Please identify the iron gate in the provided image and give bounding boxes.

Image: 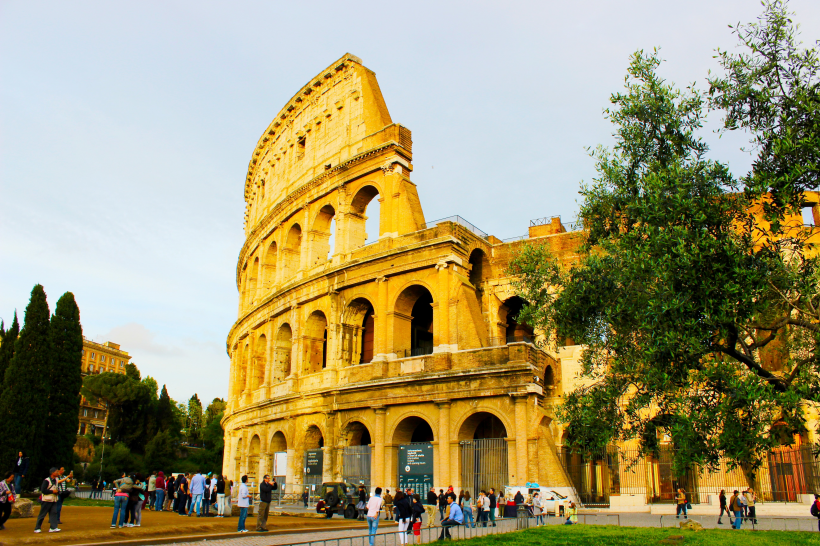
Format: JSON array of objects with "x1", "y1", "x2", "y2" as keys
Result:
[
  {"x1": 460, "y1": 438, "x2": 508, "y2": 495},
  {"x1": 343, "y1": 445, "x2": 372, "y2": 488}
]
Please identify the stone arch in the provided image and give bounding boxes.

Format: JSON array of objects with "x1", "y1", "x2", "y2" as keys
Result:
[
  {"x1": 456, "y1": 410, "x2": 511, "y2": 441},
  {"x1": 393, "y1": 284, "x2": 435, "y2": 357},
  {"x1": 303, "y1": 311, "x2": 328, "y2": 374},
  {"x1": 304, "y1": 424, "x2": 325, "y2": 449},
  {"x1": 468, "y1": 248, "x2": 490, "y2": 287},
  {"x1": 499, "y1": 296, "x2": 533, "y2": 343},
  {"x1": 248, "y1": 434, "x2": 261, "y2": 482},
  {"x1": 263, "y1": 240, "x2": 277, "y2": 289},
  {"x1": 274, "y1": 323, "x2": 293, "y2": 381},
  {"x1": 283, "y1": 223, "x2": 302, "y2": 278},
  {"x1": 270, "y1": 430, "x2": 288, "y2": 452},
  {"x1": 348, "y1": 184, "x2": 381, "y2": 249},
  {"x1": 390, "y1": 414, "x2": 436, "y2": 445},
  {"x1": 340, "y1": 420, "x2": 372, "y2": 446},
  {"x1": 234, "y1": 437, "x2": 243, "y2": 480},
  {"x1": 250, "y1": 334, "x2": 267, "y2": 390},
  {"x1": 544, "y1": 364, "x2": 556, "y2": 391},
  {"x1": 246, "y1": 256, "x2": 259, "y2": 308},
  {"x1": 237, "y1": 342, "x2": 249, "y2": 395},
  {"x1": 342, "y1": 297, "x2": 375, "y2": 365},
  {"x1": 310, "y1": 204, "x2": 336, "y2": 266}
]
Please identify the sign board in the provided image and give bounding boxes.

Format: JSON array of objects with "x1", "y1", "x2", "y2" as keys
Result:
[
  {"x1": 398, "y1": 444, "x2": 434, "y2": 491},
  {"x1": 305, "y1": 449, "x2": 323, "y2": 480},
  {"x1": 273, "y1": 452, "x2": 288, "y2": 477}
]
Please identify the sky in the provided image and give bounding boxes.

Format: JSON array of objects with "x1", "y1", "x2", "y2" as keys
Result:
[{"x1": 2, "y1": 0, "x2": 818, "y2": 405}]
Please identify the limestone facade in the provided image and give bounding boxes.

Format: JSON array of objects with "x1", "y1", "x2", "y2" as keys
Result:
[
  {"x1": 79, "y1": 338, "x2": 130, "y2": 436},
  {"x1": 222, "y1": 54, "x2": 585, "y2": 495}
]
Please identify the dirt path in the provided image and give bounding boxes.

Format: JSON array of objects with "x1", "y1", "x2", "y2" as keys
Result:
[{"x1": 0, "y1": 506, "x2": 365, "y2": 545}]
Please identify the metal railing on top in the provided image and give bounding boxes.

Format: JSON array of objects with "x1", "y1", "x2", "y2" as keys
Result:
[{"x1": 421, "y1": 216, "x2": 489, "y2": 240}]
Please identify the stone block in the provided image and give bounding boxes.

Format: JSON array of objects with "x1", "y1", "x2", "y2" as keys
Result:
[{"x1": 11, "y1": 498, "x2": 34, "y2": 518}]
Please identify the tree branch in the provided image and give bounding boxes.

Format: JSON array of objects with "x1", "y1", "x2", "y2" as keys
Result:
[{"x1": 714, "y1": 325, "x2": 787, "y2": 392}]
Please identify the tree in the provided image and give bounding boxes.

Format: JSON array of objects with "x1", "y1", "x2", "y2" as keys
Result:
[
  {"x1": 125, "y1": 362, "x2": 141, "y2": 381},
  {"x1": 45, "y1": 292, "x2": 84, "y2": 472},
  {"x1": 81, "y1": 371, "x2": 153, "y2": 452},
  {"x1": 144, "y1": 430, "x2": 176, "y2": 473},
  {"x1": 512, "y1": 12, "x2": 820, "y2": 479},
  {"x1": 0, "y1": 285, "x2": 51, "y2": 488},
  {"x1": 142, "y1": 376, "x2": 159, "y2": 401},
  {"x1": 187, "y1": 394, "x2": 203, "y2": 446},
  {"x1": 205, "y1": 398, "x2": 226, "y2": 425},
  {"x1": 156, "y1": 385, "x2": 178, "y2": 435},
  {"x1": 0, "y1": 312, "x2": 19, "y2": 384}
]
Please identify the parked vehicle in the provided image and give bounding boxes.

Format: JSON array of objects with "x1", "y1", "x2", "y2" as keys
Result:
[{"x1": 320, "y1": 482, "x2": 361, "y2": 519}]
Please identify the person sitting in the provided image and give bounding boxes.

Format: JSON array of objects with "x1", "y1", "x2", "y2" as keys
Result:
[
  {"x1": 438, "y1": 496, "x2": 464, "y2": 540},
  {"x1": 316, "y1": 499, "x2": 326, "y2": 513}
]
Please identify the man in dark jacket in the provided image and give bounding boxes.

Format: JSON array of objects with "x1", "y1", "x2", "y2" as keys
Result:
[
  {"x1": 426, "y1": 488, "x2": 437, "y2": 505},
  {"x1": 34, "y1": 468, "x2": 60, "y2": 533},
  {"x1": 488, "y1": 488, "x2": 497, "y2": 527},
  {"x1": 256, "y1": 475, "x2": 275, "y2": 532},
  {"x1": 12, "y1": 451, "x2": 29, "y2": 495}
]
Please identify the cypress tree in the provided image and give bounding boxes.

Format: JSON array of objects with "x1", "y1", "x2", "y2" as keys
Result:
[
  {"x1": 0, "y1": 285, "x2": 51, "y2": 489},
  {"x1": 45, "y1": 292, "x2": 84, "y2": 472},
  {"x1": 0, "y1": 312, "x2": 19, "y2": 384},
  {"x1": 156, "y1": 385, "x2": 176, "y2": 435}
]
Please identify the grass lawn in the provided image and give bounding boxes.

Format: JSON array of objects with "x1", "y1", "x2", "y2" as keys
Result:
[
  {"x1": 456, "y1": 525, "x2": 820, "y2": 545},
  {"x1": 62, "y1": 497, "x2": 114, "y2": 507}
]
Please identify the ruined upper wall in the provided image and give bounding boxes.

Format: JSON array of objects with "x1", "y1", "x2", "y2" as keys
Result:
[{"x1": 243, "y1": 54, "x2": 397, "y2": 232}]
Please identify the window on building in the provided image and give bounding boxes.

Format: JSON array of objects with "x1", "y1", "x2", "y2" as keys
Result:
[
  {"x1": 297, "y1": 136, "x2": 306, "y2": 160},
  {"x1": 80, "y1": 423, "x2": 86, "y2": 435},
  {"x1": 83, "y1": 409, "x2": 88, "y2": 417},
  {"x1": 89, "y1": 364, "x2": 94, "y2": 372},
  {"x1": 100, "y1": 355, "x2": 105, "y2": 362},
  {"x1": 82, "y1": 350, "x2": 85, "y2": 355},
  {"x1": 91, "y1": 352, "x2": 95, "y2": 359},
  {"x1": 120, "y1": 360, "x2": 124, "y2": 367}
]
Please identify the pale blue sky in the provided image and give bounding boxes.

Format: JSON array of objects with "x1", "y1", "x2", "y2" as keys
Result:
[{"x1": 2, "y1": 0, "x2": 818, "y2": 404}]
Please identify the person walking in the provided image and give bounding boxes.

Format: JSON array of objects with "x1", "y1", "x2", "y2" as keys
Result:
[
  {"x1": 365, "y1": 487, "x2": 383, "y2": 546},
  {"x1": 0, "y1": 471, "x2": 16, "y2": 530},
  {"x1": 216, "y1": 475, "x2": 227, "y2": 517},
  {"x1": 438, "y1": 495, "x2": 464, "y2": 540},
  {"x1": 675, "y1": 488, "x2": 688, "y2": 519},
  {"x1": 34, "y1": 468, "x2": 61, "y2": 533},
  {"x1": 383, "y1": 489, "x2": 394, "y2": 521},
  {"x1": 717, "y1": 489, "x2": 732, "y2": 525},
  {"x1": 532, "y1": 492, "x2": 544, "y2": 525},
  {"x1": 745, "y1": 488, "x2": 757, "y2": 524},
  {"x1": 460, "y1": 490, "x2": 474, "y2": 528},
  {"x1": 487, "y1": 488, "x2": 497, "y2": 527},
  {"x1": 154, "y1": 472, "x2": 166, "y2": 511},
  {"x1": 147, "y1": 472, "x2": 157, "y2": 510},
  {"x1": 729, "y1": 490, "x2": 743, "y2": 529},
  {"x1": 237, "y1": 476, "x2": 250, "y2": 533},
  {"x1": 812, "y1": 493, "x2": 820, "y2": 531},
  {"x1": 409, "y1": 494, "x2": 425, "y2": 544},
  {"x1": 256, "y1": 475, "x2": 274, "y2": 532},
  {"x1": 437, "y1": 489, "x2": 447, "y2": 521},
  {"x1": 12, "y1": 451, "x2": 29, "y2": 495},
  {"x1": 189, "y1": 471, "x2": 206, "y2": 517},
  {"x1": 393, "y1": 491, "x2": 411, "y2": 545}
]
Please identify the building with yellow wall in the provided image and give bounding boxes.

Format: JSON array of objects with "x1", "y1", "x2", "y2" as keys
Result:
[{"x1": 79, "y1": 338, "x2": 130, "y2": 436}]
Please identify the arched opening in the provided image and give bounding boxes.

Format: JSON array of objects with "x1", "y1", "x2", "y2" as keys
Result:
[
  {"x1": 275, "y1": 323, "x2": 293, "y2": 381},
  {"x1": 251, "y1": 334, "x2": 267, "y2": 390},
  {"x1": 283, "y1": 223, "x2": 302, "y2": 278},
  {"x1": 349, "y1": 185, "x2": 381, "y2": 248},
  {"x1": 310, "y1": 204, "x2": 336, "y2": 266},
  {"x1": 263, "y1": 241, "x2": 277, "y2": 289},
  {"x1": 303, "y1": 311, "x2": 328, "y2": 374},
  {"x1": 544, "y1": 365, "x2": 555, "y2": 390},
  {"x1": 248, "y1": 435, "x2": 261, "y2": 484},
  {"x1": 246, "y1": 257, "x2": 259, "y2": 308},
  {"x1": 270, "y1": 431, "x2": 288, "y2": 452},
  {"x1": 236, "y1": 343, "x2": 249, "y2": 395},
  {"x1": 360, "y1": 305, "x2": 374, "y2": 364},
  {"x1": 468, "y1": 248, "x2": 490, "y2": 287},
  {"x1": 500, "y1": 296, "x2": 534, "y2": 343},
  {"x1": 341, "y1": 298, "x2": 375, "y2": 366},
  {"x1": 459, "y1": 412, "x2": 508, "y2": 496},
  {"x1": 270, "y1": 431, "x2": 288, "y2": 485},
  {"x1": 343, "y1": 421, "x2": 372, "y2": 446},
  {"x1": 393, "y1": 285, "x2": 434, "y2": 357},
  {"x1": 392, "y1": 416, "x2": 435, "y2": 445},
  {"x1": 341, "y1": 420, "x2": 372, "y2": 488},
  {"x1": 234, "y1": 437, "x2": 243, "y2": 481},
  {"x1": 305, "y1": 425, "x2": 324, "y2": 449}
]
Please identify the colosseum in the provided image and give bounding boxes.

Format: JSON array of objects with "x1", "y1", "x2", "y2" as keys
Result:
[{"x1": 221, "y1": 53, "x2": 587, "y2": 500}]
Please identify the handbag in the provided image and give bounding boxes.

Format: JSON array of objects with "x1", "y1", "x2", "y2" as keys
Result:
[{"x1": 686, "y1": 502, "x2": 692, "y2": 510}]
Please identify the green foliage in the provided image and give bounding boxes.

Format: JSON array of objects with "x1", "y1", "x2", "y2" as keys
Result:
[
  {"x1": 142, "y1": 376, "x2": 159, "y2": 401},
  {"x1": 81, "y1": 371, "x2": 154, "y2": 452},
  {"x1": 511, "y1": 4, "x2": 820, "y2": 479},
  {"x1": 0, "y1": 312, "x2": 19, "y2": 385},
  {"x1": 144, "y1": 430, "x2": 176, "y2": 472},
  {"x1": 187, "y1": 394, "x2": 203, "y2": 446},
  {"x1": 0, "y1": 285, "x2": 51, "y2": 489},
  {"x1": 156, "y1": 385, "x2": 178, "y2": 436},
  {"x1": 205, "y1": 398, "x2": 226, "y2": 425},
  {"x1": 125, "y1": 362, "x2": 141, "y2": 381},
  {"x1": 45, "y1": 292, "x2": 84, "y2": 472}
]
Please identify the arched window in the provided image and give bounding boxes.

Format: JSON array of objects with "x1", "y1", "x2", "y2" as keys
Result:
[
  {"x1": 500, "y1": 296, "x2": 534, "y2": 344},
  {"x1": 349, "y1": 185, "x2": 381, "y2": 249},
  {"x1": 274, "y1": 324, "x2": 293, "y2": 381},
  {"x1": 251, "y1": 334, "x2": 267, "y2": 390},
  {"x1": 263, "y1": 241, "x2": 277, "y2": 289},
  {"x1": 394, "y1": 285, "x2": 434, "y2": 357},
  {"x1": 283, "y1": 224, "x2": 302, "y2": 278},
  {"x1": 468, "y1": 248, "x2": 490, "y2": 287},
  {"x1": 246, "y1": 257, "x2": 259, "y2": 308},
  {"x1": 310, "y1": 204, "x2": 336, "y2": 266},
  {"x1": 304, "y1": 311, "x2": 328, "y2": 374}
]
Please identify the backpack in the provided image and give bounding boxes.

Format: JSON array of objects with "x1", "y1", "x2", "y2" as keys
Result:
[{"x1": 811, "y1": 502, "x2": 819, "y2": 518}]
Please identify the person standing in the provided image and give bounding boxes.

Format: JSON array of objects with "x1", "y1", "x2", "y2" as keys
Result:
[
  {"x1": 55, "y1": 468, "x2": 70, "y2": 525},
  {"x1": 202, "y1": 474, "x2": 211, "y2": 517},
  {"x1": 675, "y1": 488, "x2": 687, "y2": 519},
  {"x1": 365, "y1": 486, "x2": 383, "y2": 546},
  {"x1": 409, "y1": 494, "x2": 425, "y2": 544},
  {"x1": 460, "y1": 490, "x2": 474, "y2": 528},
  {"x1": 132, "y1": 477, "x2": 145, "y2": 527},
  {"x1": 189, "y1": 471, "x2": 205, "y2": 517},
  {"x1": 438, "y1": 495, "x2": 463, "y2": 540},
  {"x1": 209, "y1": 475, "x2": 218, "y2": 516},
  {"x1": 813, "y1": 493, "x2": 820, "y2": 531},
  {"x1": 154, "y1": 472, "x2": 166, "y2": 511},
  {"x1": 0, "y1": 471, "x2": 15, "y2": 530},
  {"x1": 12, "y1": 451, "x2": 29, "y2": 495},
  {"x1": 383, "y1": 489, "x2": 393, "y2": 521},
  {"x1": 302, "y1": 487, "x2": 309, "y2": 508},
  {"x1": 393, "y1": 491, "x2": 411, "y2": 545},
  {"x1": 745, "y1": 488, "x2": 757, "y2": 524},
  {"x1": 729, "y1": 490, "x2": 743, "y2": 529},
  {"x1": 437, "y1": 489, "x2": 446, "y2": 521},
  {"x1": 216, "y1": 475, "x2": 227, "y2": 517},
  {"x1": 476, "y1": 491, "x2": 486, "y2": 527},
  {"x1": 165, "y1": 474, "x2": 175, "y2": 511},
  {"x1": 532, "y1": 492, "x2": 544, "y2": 525},
  {"x1": 34, "y1": 468, "x2": 61, "y2": 533},
  {"x1": 147, "y1": 472, "x2": 157, "y2": 510},
  {"x1": 256, "y1": 475, "x2": 274, "y2": 532},
  {"x1": 176, "y1": 474, "x2": 189, "y2": 515},
  {"x1": 237, "y1": 475, "x2": 250, "y2": 533},
  {"x1": 487, "y1": 488, "x2": 497, "y2": 527},
  {"x1": 357, "y1": 486, "x2": 368, "y2": 520}
]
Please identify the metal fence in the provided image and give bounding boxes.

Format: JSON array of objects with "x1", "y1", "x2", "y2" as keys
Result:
[
  {"x1": 421, "y1": 216, "x2": 489, "y2": 240},
  {"x1": 343, "y1": 445, "x2": 372, "y2": 489},
  {"x1": 71, "y1": 490, "x2": 114, "y2": 500},
  {"x1": 559, "y1": 445, "x2": 820, "y2": 507},
  {"x1": 460, "y1": 438, "x2": 508, "y2": 497}
]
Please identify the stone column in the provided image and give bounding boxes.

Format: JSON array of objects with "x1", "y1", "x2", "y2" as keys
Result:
[
  {"x1": 514, "y1": 395, "x2": 528, "y2": 486},
  {"x1": 374, "y1": 407, "x2": 386, "y2": 489},
  {"x1": 434, "y1": 262, "x2": 451, "y2": 352},
  {"x1": 263, "y1": 322, "x2": 274, "y2": 387},
  {"x1": 437, "y1": 401, "x2": 451, "y2": 487}
]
